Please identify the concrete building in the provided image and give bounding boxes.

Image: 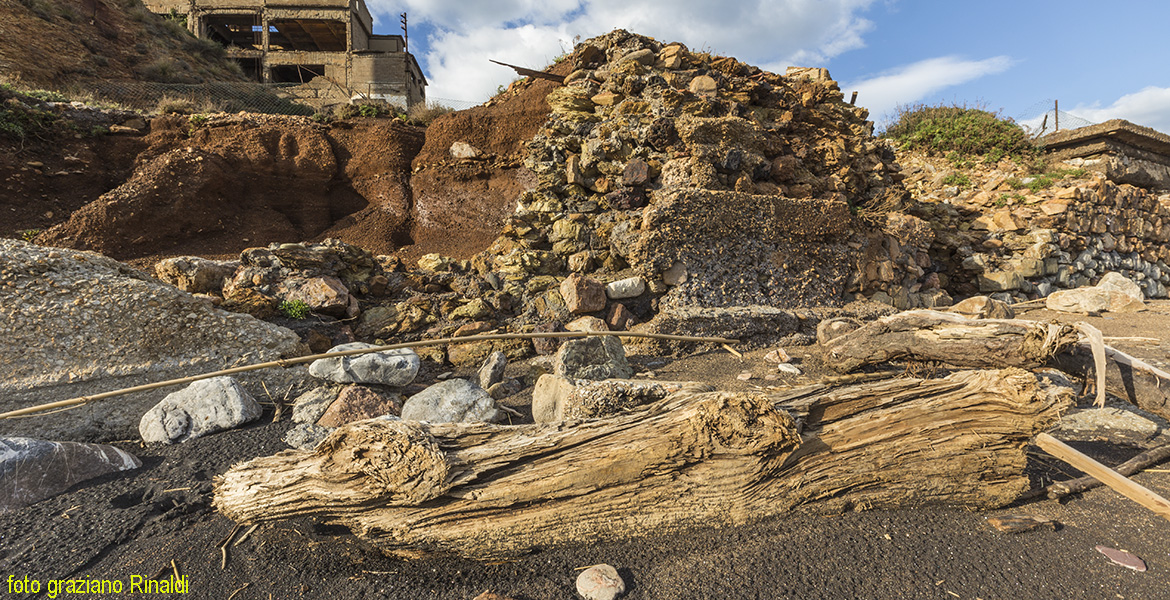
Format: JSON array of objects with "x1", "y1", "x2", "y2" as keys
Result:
[
  {"x1": 1039, "y1": 120, "x2": 1170, "y2": 190},
  {"x1": 144, "y1": 0, "x2": 426, "y2": 107}
]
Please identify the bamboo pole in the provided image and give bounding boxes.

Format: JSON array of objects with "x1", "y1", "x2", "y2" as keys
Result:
[
  {"x1": 1019, "y1": 442, "x2": 1170, "y2": 501},
  {"x1": 1034, "y1": 433, "x2": 1170, "y2": 522},
  {"x1": 0, "y1": 331, "x2": 739, "y2": 420}
]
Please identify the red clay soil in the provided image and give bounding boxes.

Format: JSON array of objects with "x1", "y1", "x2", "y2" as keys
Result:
[
  {"x1": 12, "y1": 56, "x2": 572, "y2": 267},
  {"x1": 35, "y1": 115, "x2": 424, "y2": 261},
  {"x1": 0, "y1": 133, "x2": 145, "y2": 240},
  {"x1": 401, "y1": 61, "x2": 574, "y2": 264}
]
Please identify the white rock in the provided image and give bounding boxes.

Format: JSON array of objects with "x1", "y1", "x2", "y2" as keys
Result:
[
  {"x1": 449, "y1": 141, "x2": 481, "y2": 159},
  {"x1": 662, "y1": 261, "x2": 688, "y2": 286},
  {"x1": 401, "y1": 379, "x2": 501, "y2": 423},
  {"x1": 776, "y1": 363, "x2": 802, "y2": 376},
  {"x1": 1096, "y1": 271, "x2": 1144, "y2": 300},
  {"x1": 576, "y1": 564, "x2": 626, "y2": 600},
  {"x1": 605, "y1": 276, "x2": 645, "y2": 299},
  {"x1": 309, "y1": 343, "x2": 420, "y2": 386},
  {"x1": 139, "y1": 377, "x2": 262, "y2": 444},
  {"x1": 1045, "y1": 287, "x2": 1143, "y2": 313}
]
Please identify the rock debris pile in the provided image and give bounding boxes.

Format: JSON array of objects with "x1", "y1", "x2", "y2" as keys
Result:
[{"x1": 474, "y1": 30, "x2": 917, "y2": 319}]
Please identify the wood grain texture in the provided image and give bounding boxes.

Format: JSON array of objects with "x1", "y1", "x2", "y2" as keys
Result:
[
  {"x1": 821, "y1": 310, "x2": 1080, "y2": 373},
  {"x1": 215, "y1": 369, "x2": 1071, "y2": 559}
]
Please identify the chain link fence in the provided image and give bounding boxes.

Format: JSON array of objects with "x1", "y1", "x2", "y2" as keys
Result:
[
  {"x1": 1015, "y1": 99, "x2": 1096, "y2": 138},
  {"x1": 81, "y1": 81, "x2": 316, "y2": 115},
  {"x1": 77, "y1": 81, "x2": 481, "y2": 115},
  {"x1": 426, "y1": 96, "x2": 481, "y2": 111}
]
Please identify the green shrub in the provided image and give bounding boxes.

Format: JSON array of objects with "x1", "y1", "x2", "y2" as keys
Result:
[
  {"x1": 883, "y1": 103, "x2": 1036, "y2": 161},
  {"x1": 19, "y1": 229, "x2": 41, "y2": 242},
  {"x1": 941, "y1": 172, "x2": 970, "y2": 188},
  {"x1": 278, "y1": 299, "x2": 312, "y2": 320},
  {"x1": 24, "y1": 89, "x2": 68, "y2": 103}
]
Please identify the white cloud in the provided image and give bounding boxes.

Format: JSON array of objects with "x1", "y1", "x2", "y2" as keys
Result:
[
  {"x1": 1066, "y1": 87, "x2": 1170, "y2": 135},
  {"x1": 422, "y1": 24, "x2": 572, "y2": 103},
  {"x1": 366, "y1": 0, "x2": 880, "y2": 103},
  {"x1": 844, "y1": 55, "x2": 1015, "y2": 124}
]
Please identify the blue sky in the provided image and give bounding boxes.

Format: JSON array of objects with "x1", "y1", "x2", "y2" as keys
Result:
[{"x1": 366, "y1": 0, "x2": 1170, "y2": 133}]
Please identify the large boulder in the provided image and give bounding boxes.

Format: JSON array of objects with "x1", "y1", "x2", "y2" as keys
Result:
[
  {"x1": 554, "y1": 336, "x2": 633, "y2": 380},
  {"x1": 138, "y1": 377, "x2": 262, "y2": 444},
  {"x1": 400, "y1": 379, "x2": 502, "y2": 423},
  {"x1": 308, "y1": 343, "x2": 420, "y2": 386},
  {"x1": 0, "y1": 239, "x2": 305, "y2": 441},
  {"x1": 1, "y1": 437, "x2": 141, "y2": 512},
  {"x1": 1045, "y1": 274, "x2": 1145, "y2": 314}
]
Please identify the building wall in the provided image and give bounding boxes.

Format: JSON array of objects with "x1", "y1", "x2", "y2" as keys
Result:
[{"x1": 144, "y1": 0, "x2": 426, "y2": 104}]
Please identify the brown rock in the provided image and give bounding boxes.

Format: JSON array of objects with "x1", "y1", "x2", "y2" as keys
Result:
[
  {"x1": 533, "y1": 321, "x2": 566, "y2": 355},
  {"x1": 566, "y1": 316, "x2": 609, "y2": 332},
  {"x1": 591, "y1": 91, "x2": 623, "y2": 106},
  {"x1": 622, "y1": 158, "x2": 651, "y2": 186},
  {"x1": 280, "y1": 276, "x2": 352, "y2": 317},
  {"x1": 447, "y1": 341, "x2": 495, "y2": 367},
  {"x1": 606, "y1": 302, "x2": 637, "y2": 330},
  {"x1": 559, "y1": 273, "x2": 606, "y2": 314},
  {"x1": 316, "y1": 385, "x2": 402, "y2": 427},
  {"x1": 454, "y1": 321, "x2": 495, "y2": 337}
]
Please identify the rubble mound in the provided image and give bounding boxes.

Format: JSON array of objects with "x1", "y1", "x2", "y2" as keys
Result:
[{"x1": 460, "y1": 30, "x2": 916, "y2": 329}]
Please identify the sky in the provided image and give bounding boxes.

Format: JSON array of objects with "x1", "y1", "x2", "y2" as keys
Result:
[{"x1": 364, "y1": 0, "x2": 1170, "y2": 134}]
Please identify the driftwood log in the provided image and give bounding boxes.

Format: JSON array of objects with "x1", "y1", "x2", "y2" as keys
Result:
[
  {"x1": 215, "y1": 369, "x2": 1070, "y2": 558},
  {"x1": 821, "y1": 310, "x2": 1170, "y2": 422},
  {"x1": 821, "y1": 310, "x2": 1080, "y2": 372}
]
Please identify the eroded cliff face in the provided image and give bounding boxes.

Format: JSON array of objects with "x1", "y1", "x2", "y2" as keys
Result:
[{"x1": 33, "y1": 114, "x2": 423, "y2": 261}]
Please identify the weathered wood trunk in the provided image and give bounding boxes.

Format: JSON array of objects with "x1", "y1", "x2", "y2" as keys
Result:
[
  {"x1": 820, "y1": 309, "x2": 1170, "y2": 422},
  {"x1": 1049, "y1": 345, "x2": 1170, "y2": 421},
  {"x1": 821, "y1": 310, "x2": 1080, "y2": 372},
  {"x1": 214, "y1": 369, "x2": 1070, "y2": 559}
]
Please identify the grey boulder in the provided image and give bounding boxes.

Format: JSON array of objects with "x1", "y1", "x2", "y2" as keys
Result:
[
  {"x1": 1, "y1": 437, "x2": 141, "y2": 512},
  {"x1": 291, "y1": 385, "x2": 343, "y2": 424},
  {"x1": 401, "y1": 378, "x2": 502, "y2": 423},
  {"x1": 139, "y1": 376, "x2": 262, "y2": 443},
  {"x1": 554, "y1": 336, "x2": 633, "y2": 380},
  {"x1": 478, "y1": 351, "x2": 508, "y2": 389},
  {"x1": 309, "y1": 343, "x2": 420, "y2": 386}
]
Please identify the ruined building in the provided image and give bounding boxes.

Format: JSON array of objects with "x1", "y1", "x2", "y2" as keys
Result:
[{"x1": 143, "y1": 0, "x2": 426, "y2": 107}]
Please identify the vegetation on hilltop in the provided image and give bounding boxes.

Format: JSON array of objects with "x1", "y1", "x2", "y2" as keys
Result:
[{"x1": 883, "y1": 103, "x2": 1037, "y2": 165}]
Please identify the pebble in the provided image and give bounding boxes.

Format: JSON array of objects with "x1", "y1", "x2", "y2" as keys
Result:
[
  {"x1": 776, "y1": 363, "x2": 802, "y2": 376},
  {"x1": 575, "y1": 564, "x2": 626, "y2": 600}
]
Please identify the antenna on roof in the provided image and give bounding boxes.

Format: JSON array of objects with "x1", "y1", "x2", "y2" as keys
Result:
[{"x1": 400, "y1": 12, "x2": 408, "y2": 51}]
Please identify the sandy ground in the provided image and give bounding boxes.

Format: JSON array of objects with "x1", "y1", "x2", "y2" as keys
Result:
[{"x1": 3, "y1": 304, "x2": 1170, "y2": 599}]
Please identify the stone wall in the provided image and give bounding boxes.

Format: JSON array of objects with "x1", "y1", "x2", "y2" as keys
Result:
[{"x1": 902, "y1": 152, "x2": 1170, "y2": 303}]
